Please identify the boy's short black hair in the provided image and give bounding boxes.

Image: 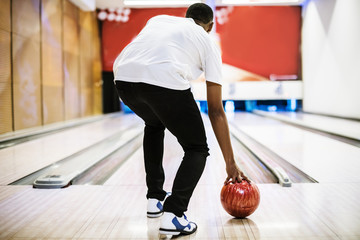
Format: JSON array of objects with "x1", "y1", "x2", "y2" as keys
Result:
[{"x1": 186, "y1": 3, "x2": 213, "y2": 24}]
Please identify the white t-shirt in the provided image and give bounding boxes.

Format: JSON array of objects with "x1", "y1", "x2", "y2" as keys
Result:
[{"x1": 113, "y1": 15, "x2": 222, "y2": 90}]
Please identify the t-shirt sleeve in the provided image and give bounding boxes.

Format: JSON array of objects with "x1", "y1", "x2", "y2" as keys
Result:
[{"x1": 204, "y1": 39, "x2": 222, "y2": 85}]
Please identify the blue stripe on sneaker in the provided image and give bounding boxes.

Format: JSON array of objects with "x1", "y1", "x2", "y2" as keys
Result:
[
  {"x1": 156, "y1": 201, "x2": 163, "y2": 211},
  {"x1": 172, "y1": 217, "x2": 191, "y2": 231}
]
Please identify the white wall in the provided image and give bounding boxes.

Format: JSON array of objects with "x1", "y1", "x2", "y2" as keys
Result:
[{"x1": 302, "y1": 0, "x2": 360, "y2": 119}]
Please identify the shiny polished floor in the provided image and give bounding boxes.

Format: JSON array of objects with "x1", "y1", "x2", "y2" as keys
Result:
[
  {"x1": 253, "y1": 110, "x2": 360, "y2": 141},
  {"x1": 0, "y1": 112, "x2": 359, "y2": 239}
]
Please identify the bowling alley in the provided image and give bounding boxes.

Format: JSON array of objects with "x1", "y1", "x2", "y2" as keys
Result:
[{"x1": 0, "y1": 0, "x2": 359, "y2": 239}]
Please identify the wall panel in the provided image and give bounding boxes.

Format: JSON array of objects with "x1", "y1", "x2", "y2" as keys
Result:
[
  {"x1": 42, "y1": 43, "x2": 64, "y2": 124},
  {"x1": 12, "y1": 34, "x2": 41, "y2": 85},
  {"x1": 42, "y1": 43, "x2": 63, "y2": 86},
  {"x1": 93, "y1": 81, "x2": 102, "y2": 114},
  {"x1": 13, "y1": 81, "x2": 42, "y2": 130},
  {"x1": 12, "y1": 0, "x2": 41, "y2": 131},
  {"x1": 63, "y1": 0, "x2": 79, "y2": 54},
  {"x1": 79, "y1": 13, "x2": 92, "y2": 58},
  {"x1": 42, "y1": 85, "x2": 64, "y2": 124},
  {"x1": 0, "y1": 29, "x2": 12, "y2": 133},
  {"x1": 63, "y1": 0, "x2": 80, "y2": 120},
  {"x1": 63, "y1": 15, "x2": 79, "y2": 54},
  {"x1": 41, "y1": 0, "x2": 62, "y2": 47},
  {"x1": 0, "y1": 82, "x2": 12, "y2": 134},
  {"x1": 41, "y1": 0, "x2": 63, "y2": 87},
  {"x1": 79, "y1": 56, "x2": 92, "y2": 88},
  {"x1": 0, "y1": 30, "x2": 11, "y2": 83},
  {"x1": 91, "y1": 14, "x2": 102, "y2": 114},
  {"x1": 63, "y1": 0, "x2": 78, "y2": 18},
  {"x1": 93, "y1": 58, "x2": 102, "y2": 114},
  {"x1": 0, "y1": 0, "x2": 102, "y2": 135},
  {"x1": 79, "y1": 11, "x2": 93, "y2": 116},
  {"x1": 64, "y1": 52, "x2": 80, "y2": 120},
  {"x1": 12, "y1": 0, "x2": 40, "y2": 40},
  {"x1": 41, "y1": 0, "x2": 64, "y2": 124},
  {"x1": 79, "y1": 56, "x2": 93, "y2": 117},
  {"x1": 12, "y1": 34, "x2": 41, "y2": 130},
  {"x1": 80, "y1": 88, "x2": 93, "y2": 117},
  {"x1": 0, "y1": 0, "x2": 11, "y2": 32}
]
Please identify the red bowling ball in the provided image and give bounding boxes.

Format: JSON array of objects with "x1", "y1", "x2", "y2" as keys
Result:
[{"x1": 220, "y1": 180, "x2": 260, "y2": 218}]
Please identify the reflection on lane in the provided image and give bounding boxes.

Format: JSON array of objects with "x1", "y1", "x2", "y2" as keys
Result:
[
  {"x1": 231, "y1": 134, "x2": 278, "y2": 183},
  {"x1": 229, "y1": 112, "x2": 360, "y2": 183}
]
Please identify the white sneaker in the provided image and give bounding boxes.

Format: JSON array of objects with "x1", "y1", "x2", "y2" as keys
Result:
[
  {"x1": 147, "y1": 193, "x2": 171, "y2": 218},
  {"x1": 147, "y1": 198, "x2": 164, "y2": 218},
  {"x1": 159, "y1": 212, "x2": 197, "y2": 236}
]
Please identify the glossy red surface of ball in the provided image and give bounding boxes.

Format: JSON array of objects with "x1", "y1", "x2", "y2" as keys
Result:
[{"x1": 220, "y1": 180, "x2": 260, "y2": 218}]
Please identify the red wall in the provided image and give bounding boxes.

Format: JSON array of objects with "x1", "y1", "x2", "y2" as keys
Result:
[
  {"x1": 102, "y1": 6, "x2": 301, "y2": 78},
  {"x1": 217, "y1": 6, "x2": 301, "y2": 78},
  {"x1": 102, "y1": 8, "x2": 187, "y2": 71}
]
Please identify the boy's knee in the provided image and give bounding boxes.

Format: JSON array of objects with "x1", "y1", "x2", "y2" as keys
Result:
[{"x1": 145, "y1": 123, "x2": 165, "y2": 132}]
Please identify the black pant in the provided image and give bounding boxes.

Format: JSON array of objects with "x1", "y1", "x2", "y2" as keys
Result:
[{"x1": 115, "y1": 81, "x2": 209, "y2": 217}]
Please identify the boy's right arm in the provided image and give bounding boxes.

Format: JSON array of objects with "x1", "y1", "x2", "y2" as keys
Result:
[{"x1": 206, "y1": 81, "x2": 250, "y2": 183}]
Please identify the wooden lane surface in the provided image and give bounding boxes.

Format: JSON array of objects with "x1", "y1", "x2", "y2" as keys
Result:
[
  {"x1": 253, "y1": 110, "x2": 360, "y2": 141},
  {"x1": 1, "y1": 183, "x2": 360, "y2": 239},
  {"x1": 0, "y1": 114, "x2": 142, "y2": 185},
  {"x1": 0, "y1": 115, "x2": 360, "y2": 239},
  {"x1": 230, "y1": 113, "x2": 360, "y2": 183}
]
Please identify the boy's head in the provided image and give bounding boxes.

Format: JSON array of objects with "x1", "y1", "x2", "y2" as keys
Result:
[{"x1": 186, "y1": 3, "x2": 214, "y2": 33}]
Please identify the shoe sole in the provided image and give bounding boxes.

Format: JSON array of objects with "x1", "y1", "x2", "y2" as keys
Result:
[
  {"x1": 159, "y1": 229, "x2": 181, "y2": 236},
  {"x1": 147, "y1": 211, "x2": 163, "y2": 218},
  {"x1": 159, "y1": 226, "x2": 197, "y2": 236}
]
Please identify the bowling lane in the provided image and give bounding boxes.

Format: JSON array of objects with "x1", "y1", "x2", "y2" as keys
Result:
[
  {"x1": 1, "y1": 113, "x2": 360, "y2": 239},
  {"x1": 7, "y1": 111, "x2": 277, "y2": 188},
  {"x1": 230, "y1": 134, "x2": 278, "y2": 183},
  {"x1": 0, "y1": 114, "x2": 142, "y2": 185},
  {"x1": 72, "y1": 132, "x2": 143, "y2": 186},
  {"x1": 254, "y1": 110, "x2": 360, "y2": 142},
  {"x1": 105, "y1": 114, "x2": 279, "y2": 188},
  {"x1": 229, "y1": 112, "x2": 360, "y2": 183},
  {"x1": 0, "y1": 114, "x2": 116, "y2": 149},
  {"x1": 104, "y1": 126, "x2": 228, "y2": 187}
]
